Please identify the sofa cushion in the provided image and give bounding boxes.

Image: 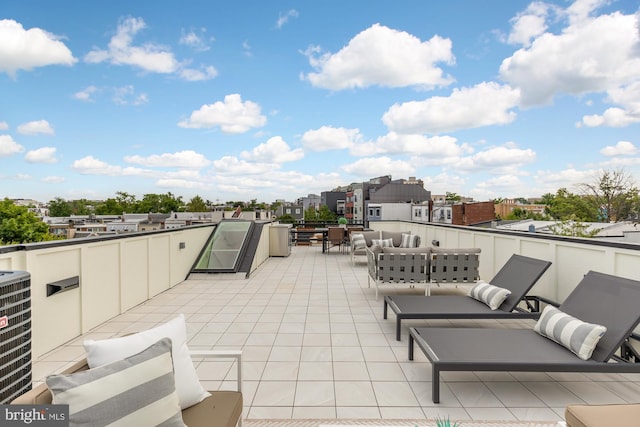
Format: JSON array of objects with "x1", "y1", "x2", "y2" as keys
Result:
[
  {"x1": 468, "y1": 280, "x2": 511, "y2": 310},
  {"x1": 382, "y1": 246, "x2": 431, "y2": 255},
  {"x1": 400, "y1": 233, "x2": 420, "y2": 248},
  {"x1": 381, "y1": 231, "x2": 403, "y2": 247},
  {"x1": 534, "y1": 305, "x2": 606, "y2": 360},
  {"x1": 182, "y1": 391, "x2": 243, "y2": 427},
  {"x1": 84, "y1": 314, "x2": 209, "y2": 409},
  {"x1": 431, "y1": 247, "x2": 481, "y2": 254},
  {"x1": 565, "y1": 403, "x2": 640, "y2": 427},
  {"x1": 360, "y1": 230, "x2": 380, "y2": 246},
  {"x1": 47, "y1": 338, "x2": 184, "y2": 426}
]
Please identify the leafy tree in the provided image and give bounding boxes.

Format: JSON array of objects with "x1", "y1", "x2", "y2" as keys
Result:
[
  {"x1": 48, "y1": 197, "x2": 72, "y2": 217},
  {"x1": 0, "y1": 199, "x2": 54, "y2": 244},
  {"x1": 445, "y1": 192, "x2": 461, "y2": 202},
  {"x1": 276, "y1": 214, "x2": 297, "y2": 224},
  {"x1": 186, "y1": 195, "x2": 207, "y2": 212},
  {"x1": 544, "y1": 188, "x2": 599, "y2": 221},
  {"x1": 547, "y1": 218, "x2": 599, "y2": 238},
  {"x1": 115, "y1": 191, "x2": 137, "y2": 213},
  {"x1": 94, "y1": 198, "x2": 124, "y2": 215},
  {"x1": 579, "y1": 169, "x2": 639, "y2": 222},
  {"x1": 504, "y1": 207, "x2": 545, "y2": 220}
]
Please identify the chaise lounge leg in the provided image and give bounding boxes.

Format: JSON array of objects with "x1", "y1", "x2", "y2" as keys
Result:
[
  {"x1": 383, "y1": 299, "x2": 388, "y2": 319},
  {"x1": 432, "y1": 365, "x2": 440, "y2": 403},
  {"x1": 408, "y1": 334, "x2": 414, "y2": 360},
  {"x1": 396, "y1": 318, "x2": 402, "y2": 341}
]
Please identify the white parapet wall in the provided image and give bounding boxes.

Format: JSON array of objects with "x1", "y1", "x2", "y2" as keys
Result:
[{"x1": 0, "y1": 225, "x2": 214, "y2": 359}]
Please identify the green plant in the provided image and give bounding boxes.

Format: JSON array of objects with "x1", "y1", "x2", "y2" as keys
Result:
[
  {"x1": 338, "y1": 217, "x2": 348, "y2": 225},
  {"x1": 435, "y1": 416, "x2": 462, "y2": 427}
]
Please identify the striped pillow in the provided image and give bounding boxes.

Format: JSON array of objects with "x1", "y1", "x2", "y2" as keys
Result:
[
  {"x1": 534, "y1": 306, "x2": 607, "y2": 360},
  {"x1": 46, "y1": 338, "x2": 184, "y2": 426},
  {"x1": 468, "y1": 280, "x2": 511, "y2": 310},
  {"x1": 351, "y1": 233, "x2": 366, "y2": 250},
  {"x1": 371, "y1": 238, "x2": 393, "y2": 249},
  {"x1": 400, "y1": 233, "x2": 419, "y2": 248}
]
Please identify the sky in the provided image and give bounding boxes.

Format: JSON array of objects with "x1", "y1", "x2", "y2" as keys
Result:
[{"x1": 1, "y1": 0, "x2": 640, "y2": 204}]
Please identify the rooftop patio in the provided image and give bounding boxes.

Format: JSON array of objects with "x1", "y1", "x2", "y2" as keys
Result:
[{"x1": 30, "y1": 242, "x2": 640, "y2": 424}]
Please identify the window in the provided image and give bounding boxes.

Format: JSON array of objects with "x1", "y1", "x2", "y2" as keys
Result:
[
  {"x1": 295, "y1": 208, "x2": 300, "y2": 214},
  {"x1": 375, "y1": 208, "x2": 381, "y2": 216},
  {"x1": 286, "y1": 208, "x2": 291, "y2": 214},
  {"x1": 369, "y1": 208, "x2": 374, "y2": 216},
  {"x1": 446, "y1": 210, "x2": 451, "y2": 219}
]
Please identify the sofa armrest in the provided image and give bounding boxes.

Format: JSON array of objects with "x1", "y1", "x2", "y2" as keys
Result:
[{"x1": 190, "y1": 350, "x2": 242, "y2": 394}]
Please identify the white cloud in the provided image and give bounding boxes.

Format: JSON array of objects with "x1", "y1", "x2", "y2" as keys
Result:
[
  {"x1": 178, "y1": 94, "x2": 267, "y2": 133},
  {"x1": 85, "y1": 17, "x2": 179, "y2": 73},
  {"x1": 43, "y1": 176, "x2": 65, "y2": 183},
  {"x1": 178, "y1": 65, "x2": 218, "y2": 81},
  {"x1": 341, "y1": 156, "x2": 415, "y2": 178},
  {"x1": 507, "y1": 2, "x2": 551, "y2": 46},
  {"x1": 124, "y1": 150, "x2": 211, "y2": 168},
  {"x1": 473, "y1": 175, "x2": 526, "y2": 196},
  {"x1": 72, "y1": 156, "x2": 149, "y2": 176},
  {"x1": 17, "y1": 120, "x2": 54, "y2": 135},
  {"x1": 85, "y1": 16, "x2": 218, "y2": 81},
  {"x1": 421, "y1": 172, "x2": 467, "y2": 195},
  {"x1": 25, "y1": 146, "x2": 57, "y2": 163},
  {"x1": 382, "y1": 82, "x2": 520, "y2": 134},
  {"x1": 0, "y1": 19, "x2": 76, "y2": 76},
  {"x1": 454, "y1": 142, "x2": 536, "y2": 174},
  {"x1": 276, "y1": 9, "x2": 299, "y2": 29},
  {"x1": 533, "y1": 167, "x2": 596, "y2": 191},
  {"x1": 241, "y1": 136, "x2": 304, "y2": 163},
  {"x1": 352, "y1": 132, "x2": 468, "y2": 158},
  {"x1": 73, "y1": 85, "x2": 98, "y2": 102},
  {"x1": 600, "y1": 141, "x2": 638, "y2": 157},
  {"x1": 156, "y1": 178, "x2": 209, "y2": 189},
  {"x1": 500, "y1": 8, "x2": 640, "y2": 106},
  {"x1": 304, "y1": 23, "x2": 455, "y2": 90},
  {"x1": 301, "y1": 126, "x2": 363, "y2": 152},
  {"x1": 0, "y1": 122, "x2": 8, "y2": 130},
  {"x1": 0, "y1": 135, "x2": 24, "y2": 157},
  {"x1": 580, "y1": 82, "x2": 640, "y2": 127},
  {"x1": 179, "y1": 28, "x2": 212, "y2": 51},
  {"x1": 113, "y1": 85, "x2": 148, "y2": 105},
  {"x1": 212, "y1": 156, "x2": 276, "y2": 175}
]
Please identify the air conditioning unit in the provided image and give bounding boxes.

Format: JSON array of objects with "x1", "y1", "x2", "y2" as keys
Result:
[{"x1": 0, "y1": 271, "x2": 32, "y2": 404}]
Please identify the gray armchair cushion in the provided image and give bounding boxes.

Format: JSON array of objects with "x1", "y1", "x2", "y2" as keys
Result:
[
  {"x1": 381, "y1": 231, "x2": 404, "y2": 247},
  {"x1": 361, "y1": 230, "x2": 381, "y2": 246},
  {"x1": 382, "y1": 247, "x2": 431, "y2": 255},
  {"x1": 431, "y1": 247, "x2": 481, "y2": 254}
]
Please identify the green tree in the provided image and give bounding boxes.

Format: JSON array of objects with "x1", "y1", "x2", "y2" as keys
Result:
[
  {"x1": 48, "y1": 197, "x2": 72, "y2": 217},
  {"x1": 0, "y1": 199, "x2": 54, "y2": 244},
  {"x1": 579, "y1": 169, "x2": 639, "y2": 222},
  {"x1": 115, "y1": 191, "x2": 138, "y2": 213},
  {"x1": 548, "y1": 218, "x2": 599, "y2": 238},
  {"x1": 445, "y1": 192, "x2": 461, "y2": 202},
  {"x1": 544, "y1": 188, "x2": 599, "y2": 221},
  {"x1": 186, "y1": 195, "x2": 207, "y2": 212},
  {"x1": 504, "y1": 207, "x2": 545, "y2": 220},
  {"x1": 94, "y1": 198, "x2": 124, "y2": 215},
  {"x1": 276, "y1": 214, "x2": 297, "y2": 224}
]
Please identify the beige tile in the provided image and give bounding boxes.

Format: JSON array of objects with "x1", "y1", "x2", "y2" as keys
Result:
[
  {"x1": 335, "y1": 381, "x2": 377, "y2": 406},
  {"x1": 294, "y1": 381, "x2": 335, "y2": 406}
]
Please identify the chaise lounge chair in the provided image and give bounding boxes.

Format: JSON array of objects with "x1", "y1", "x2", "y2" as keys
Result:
[
  {"x1": 384, "y1": 254, "x2": 551, "y2": 340},
  {"x1": 408, "y1": 270, "x2": 640, "y2": 403}
]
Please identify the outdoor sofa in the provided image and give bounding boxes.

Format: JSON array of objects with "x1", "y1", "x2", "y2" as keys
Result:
[
  {"x1": 407, "y1": 270, "x2": 640, "y2": 403},
  {"x1": 366, "y1": 245, "x2": 481, "y2": 300},
  {"x1": 564, "y1": 403, "x2": 640, "y2": 427},
  {"x1": 384, "y1": 254, "x2": 551, "y2": 340},
  {"x1": 350, "y1": 230, "x2": 421, "y2": 265}
]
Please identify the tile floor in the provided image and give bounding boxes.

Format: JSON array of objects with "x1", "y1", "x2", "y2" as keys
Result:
[{"x1": 33, "y1": 245, "x2": 640, "y2": 422}]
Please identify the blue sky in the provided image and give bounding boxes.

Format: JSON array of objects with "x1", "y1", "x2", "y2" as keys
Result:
[{"x1": 1, "y1": 0, "x2": 639, "y2": 204}]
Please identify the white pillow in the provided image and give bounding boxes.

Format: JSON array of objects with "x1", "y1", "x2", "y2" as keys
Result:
[
  {"x1": 48, "y1": 338, "x2": 184, "y2": 426},
  {"x1": 351, "y1": 233, "x2": 366, "y2": 250},
  {"x1": 467, "y1": 280, "x2": 511, "y2": 310},
  {"x1": 534, "y1": 305, "x2": 607, "y2": 360},
  {"x1": 371, "y1": 238, "x2": 394, "y2": 249},
  {"x1": 400, "y1": 233, "x2": 419, "y2": 248},
  {"x1": 83, "y1": 314, "x2": 209, "y2": 409}
]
